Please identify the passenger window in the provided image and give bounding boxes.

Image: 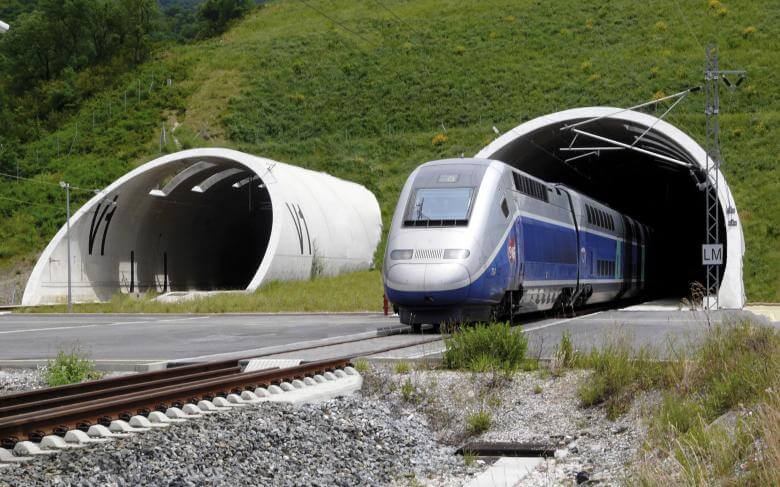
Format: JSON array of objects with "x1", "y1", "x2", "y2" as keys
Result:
[{"x1": 500, "y1": 198, "x2": 509, "y2": 218}]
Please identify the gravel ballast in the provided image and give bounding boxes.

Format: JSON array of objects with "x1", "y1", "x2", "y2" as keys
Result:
[
  {"x1": 367, "y1": 366, "x2": 654, "y2": 486},
  {"x1": 0, "y1": 395, "x2": 478, "y2": 486},
  {"x1": 0, "y1": 368, "x2": 44, "y2": 396}
]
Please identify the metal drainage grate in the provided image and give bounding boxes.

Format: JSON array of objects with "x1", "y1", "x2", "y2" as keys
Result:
[{"x1": 456, "y1": 441, "x2": 556, "y2": 458}]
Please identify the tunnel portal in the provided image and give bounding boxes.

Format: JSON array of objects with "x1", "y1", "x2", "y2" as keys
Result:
[
  {"x1": 23, "y1": 148, "x2": 382, "y2": 305},
  {"x1": 476, "y1": 108, "x2": 744, "y2": 308}
]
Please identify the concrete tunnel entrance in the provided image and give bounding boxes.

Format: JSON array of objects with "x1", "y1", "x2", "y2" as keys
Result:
[
  {"x1": 84, "y1": 157, "x2": 274, "y2": 297},
  {"x1": 476, "y1": 107, "x2": 744, "y2": 307},
  {"x1": 130, "y1": 161, "x2": 272, "y2": 292},
  {"x1": 23, "y1": 148, "x2": 384, "y2": 306}
]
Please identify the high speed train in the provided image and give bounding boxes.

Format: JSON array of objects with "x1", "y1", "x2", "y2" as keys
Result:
[{"x1": 382, "y1": 158, "x2": 650, "y2": 328}]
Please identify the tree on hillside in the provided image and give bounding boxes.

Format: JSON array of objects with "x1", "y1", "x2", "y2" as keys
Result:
[
  {"x1": 198, "y1": 0, "x2": 253, "y2": 37},
  {"x1": 120, "y1": 0, "x2": 159, "y2": 64},
  {"x1": 1, "y1": 10, "x2": 59, "y2": 85},
  {"x1": 0, "y1": 0, "x2": 159, "y2": 92}
]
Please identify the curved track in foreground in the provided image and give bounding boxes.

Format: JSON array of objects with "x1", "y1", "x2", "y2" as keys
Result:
[{"x1": 0, "y1": 333, "x2": 445, "y2": 448}]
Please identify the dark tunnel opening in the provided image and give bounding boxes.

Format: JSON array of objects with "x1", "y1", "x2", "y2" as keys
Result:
[
  {"x1": 488, "y1": 118, "x2": 726, "y2": 300},
  {"x1": 133, "y1": 162, "x2": 273, "y2": 292}
]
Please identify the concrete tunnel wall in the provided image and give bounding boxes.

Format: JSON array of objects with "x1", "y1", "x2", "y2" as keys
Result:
[
  {"x1": 22, "y1": 148, "x2": 382, "y2": 305},
  {"x1": 475, "y1": 107, "x2": 745, "y2": 309}
]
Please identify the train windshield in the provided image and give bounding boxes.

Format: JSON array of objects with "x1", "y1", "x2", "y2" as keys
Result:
[{"x1": 404, "y1": 187, "x2": 474, "y2": 226}]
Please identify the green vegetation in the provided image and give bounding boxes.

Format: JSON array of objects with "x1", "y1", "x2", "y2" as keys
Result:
[
  {"x1": 43, "y1": 348, "x2": 103, "y2": 386},
  {"x1": 352, "y1": 358, "x2": 370, "y2": 374},
  {"x1": 442, "y1": 322, "x2": 528, "y2": 374},
  {"x1": 400, "y1": 376, "x2": 416, "y2": 403},
  {"x1": 636, "y1": 320, "x2": 780, "y2": 485},
  {"x1": 568, "y1": 320, "x2": 780, "y2": 484},
  {"x1": 461, "y1": 449, "x2": 477, "y2": 467},
  {"x1": 466, "y1": 409, "x2": 492, "y2": 435},
  {"x1": 393, "y1": 361, "x2": 410, "y2": 374},
  {"x1": 1, "y1": 0, "x2": 778, "y2": 303},
  {"x1": 21, "y1": 269, "x2": 384, "y2": 313},
  {"x1": 577, "y1": 336, "x2": 669, "y2": 419}
]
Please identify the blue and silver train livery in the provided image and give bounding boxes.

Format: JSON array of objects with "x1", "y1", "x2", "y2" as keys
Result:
[{"x1": 382, "y1": 158, "x2": 650, "y2": 327}]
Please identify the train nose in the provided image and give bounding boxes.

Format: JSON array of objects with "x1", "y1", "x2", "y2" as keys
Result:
[{"x1": 384, "y1": 263, "x2": 470, "y2": 305}]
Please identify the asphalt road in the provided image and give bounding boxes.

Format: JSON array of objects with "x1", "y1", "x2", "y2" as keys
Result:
[
  {"x1": 0, "y1": 313, "x2": 396, "y2": 367},
  {"x1": 519, "y1": 308, "x2": 775, "y2": 358},
  {"x1": 0, "y1": 308, "x2": 774, "y2": 369}
]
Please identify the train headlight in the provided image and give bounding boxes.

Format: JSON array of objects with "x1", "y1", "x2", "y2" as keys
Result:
[
  {"x1": 443, "y1": 249, "x2": 470, "y2": 259},
  {"x1": 390, "y1": 249, "x2": 413, "y2": 260}
]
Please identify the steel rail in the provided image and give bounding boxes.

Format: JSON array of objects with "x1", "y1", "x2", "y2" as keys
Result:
[
  {"x1": 0, "y1": 365, "x2": 241, "y2": 418},
  {"x1": 0, "y1": 358, "x2": 244, "y2": 407},
  {"x1": 0, "y1": 358, "x2": 349, "y2": 446}
]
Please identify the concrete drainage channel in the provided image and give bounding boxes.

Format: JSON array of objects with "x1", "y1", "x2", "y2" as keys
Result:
[
  {"x1": 456, "y1": 441, "x2": 590, "y2": 486},
  {"x1": 0, "y1": 358, "x2": 361, "y2": 465}
]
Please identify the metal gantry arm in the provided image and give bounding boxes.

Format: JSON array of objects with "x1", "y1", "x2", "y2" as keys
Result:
[
  {"x1": 566, "y1": 128, "x2": 691, "y2": 167},
  {"x1": 558, "y1": 86, "x2": 699, "y2": 167},
  {"x1": 558, "y1": 86, "x2": 700, "y2": 132}
]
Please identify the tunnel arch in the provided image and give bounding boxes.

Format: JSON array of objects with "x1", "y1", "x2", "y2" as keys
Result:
[
  {"x1": 475, "y1": 107, "x2": 745, "y2": 308},
  {"x1": 23, "y1": 148, "x2": 382, "y2": 305}
]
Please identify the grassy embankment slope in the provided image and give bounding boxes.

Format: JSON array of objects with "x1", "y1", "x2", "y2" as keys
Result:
[{"x1": 4, "y1": 0, "x2": 779, "y2": 311}]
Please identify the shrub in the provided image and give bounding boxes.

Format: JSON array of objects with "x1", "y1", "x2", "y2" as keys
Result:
[
  {"x1": 533, "y1": 384, "x2": 543, "y2": 394},
  {"x1": 657, "y1": 394, "x2": 706, "y2": 435},
  {"x1": 462, "y1": 450, "x2": 477, "y2": 466},
  {"x1": 394, "y1": 361, "x2": 410, "y2": 374},
  {"x1": 353, "y1": 359, "x2": 370, "y2": 374},
  {"x1": 443, "y1": 322, "x2": 528, "y2": 374},
  {"x1": 431, "y1": 133, "x2": 448, "y2": 146},
  {"x1": 557, "y1": 330, "x2": 576, "y2": 367},
  {"x1": 466, "y1": 410, "x2": 492, "y2": 435},
  {"x1": 694, "y1": 322, "x2": 780, "y2": 419},
  {"x1": 577, "y1": 339, "x2": 667, "y2": 419},
  {"x1": 44, "y1": 348, "x2": 103, "y2": 386},
  {"x1": 400, "y1": 377, "x2": 416, "y2": 402}
]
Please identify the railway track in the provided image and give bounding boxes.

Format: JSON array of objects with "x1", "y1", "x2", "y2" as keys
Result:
[
  {"x1": 0, "y1": 306, "x2": 612, "y2": 456},
  {"x1": 0, "y1": 357, "x2": 354, "y2": 449},
  {"x1": 0, "y1": 331, "x2": 448, "y2": 452}
]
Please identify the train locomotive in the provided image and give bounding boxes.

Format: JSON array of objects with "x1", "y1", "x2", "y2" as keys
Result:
[{"x1": 382, "y1": 158, "x2": 650, "y2": 328}]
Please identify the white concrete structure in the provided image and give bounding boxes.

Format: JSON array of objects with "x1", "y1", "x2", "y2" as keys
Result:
[
  {"x1": 23, "y1": 148, "x2": 381, "y2": 305},
  {"x1": 476, "y1": 107, "x2": 745, "y2": 308}
]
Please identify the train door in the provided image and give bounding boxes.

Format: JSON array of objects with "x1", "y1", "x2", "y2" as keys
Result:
[
  {"x1": 637, "y1": 224, "x2": 646, "y2": 292},
  {"x1": 622, "y1": 215, "x2": 635, "y2": 295},
  {"x1": 513, "y1": 215, "x2": 524, "y2": 289}
]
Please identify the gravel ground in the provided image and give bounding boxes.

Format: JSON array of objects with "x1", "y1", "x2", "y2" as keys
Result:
[
  {"x1": 0, "y1": 368, "x2": 45, "y2": 396},
  {"x1": 0, "y1": 395, "x2": 480, "y2": 487},
  {"x1": 365, "y1": 366, "x2": 655, "y2": 486}
]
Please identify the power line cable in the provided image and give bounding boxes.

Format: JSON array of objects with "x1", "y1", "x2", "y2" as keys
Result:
[
  {"x1": 0, "y1": 171, "x2": 99, "y2": 193},
  {"x1": 296, "y1": 0, "x2": 379, "y2": 49},
  {"x1": 369, "y1": 0, "x2": 423, "y2": 36},
  {"x1": 672, "y1": 1, "x2": 706, "y2": 55},
  {"x1": 0, "y1": 195, "x2": 64, "y2": 212}
]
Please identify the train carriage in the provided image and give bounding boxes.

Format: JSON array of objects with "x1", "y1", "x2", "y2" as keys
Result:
[{"x1": 383, "y1": 158, "x2": 650, "y2": 327}]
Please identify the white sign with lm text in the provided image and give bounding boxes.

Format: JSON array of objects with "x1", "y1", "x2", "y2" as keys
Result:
[{"x1": 702, "y1": 244, "x2": 724, "y2": 265}]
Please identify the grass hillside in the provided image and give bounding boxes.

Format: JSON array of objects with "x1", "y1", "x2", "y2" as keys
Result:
[{"x1": 0, "y1": 0, "x2": 778, "y2": 301}]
